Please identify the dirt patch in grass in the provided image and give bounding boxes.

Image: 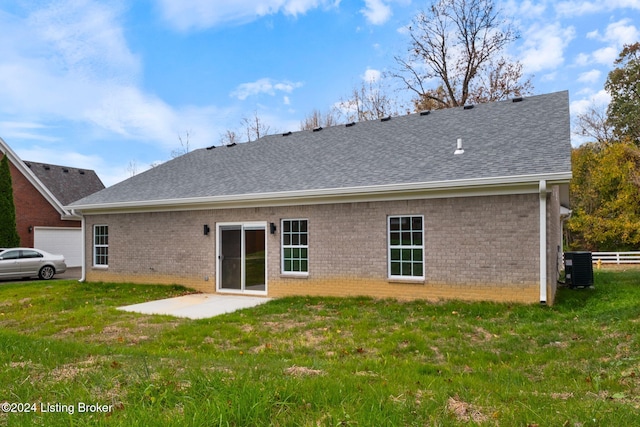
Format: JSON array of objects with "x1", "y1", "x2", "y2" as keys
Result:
[
  {"x1": 447, "y1": 395, "x2": 489, "y2": 423},
  {"x1": 54, "y1": 326, "x2": 93, "y2": 337},
  {"x1": 86, "y1": 319, "x2": 180, "y2": 345},
  {"x1": 473, "y1": 326, "x2": 497, "y2": 341},
  {"x1": 49, "y1": 355, "x2": 106, "y2": 382},
  {"x1": 262, "y1": 320, "x2": 308, "y2": 331},
  {"x1": 9, "y1": 360, "x2": 39, "y2": 370},
  {"x1": 284, "y1": 366, "x2": 325, "y2": 377},
  {"x1": 96, "y1": 325, "x2": 149, "y2": 345}
]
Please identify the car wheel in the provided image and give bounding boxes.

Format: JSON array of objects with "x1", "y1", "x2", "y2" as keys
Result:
[{"x1": 39, "y1": 265, "x2": 55, "y2": 280}]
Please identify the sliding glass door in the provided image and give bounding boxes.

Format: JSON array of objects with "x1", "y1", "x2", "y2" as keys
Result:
[{"x1": 218, "y1": 223, "x2": 266, "y2": 294}]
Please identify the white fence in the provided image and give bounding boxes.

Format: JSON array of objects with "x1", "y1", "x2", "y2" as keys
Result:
[{"x1": 591, "y1": 252, "x2": 640, "y2": 264}]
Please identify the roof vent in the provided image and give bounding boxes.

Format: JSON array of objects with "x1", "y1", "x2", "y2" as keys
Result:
[
  {"x1": 312, "y1": 126, "x2": 323, "y2": 132},
  {"x1": 226, "y1": 142, "x2": 236, "y2": 147},
  {"x1": 380, "y1": 116, "x2": 391, "y2": 122},
  {"x1": 419, "y1": 110, "x2": 431, "y2": 116},
  {"x1": 512, "y1": 96, "x2": 524, "y2": 103},
  {"x1": 463, "y1": 104, "x2": 474, "y2": 110},
  {"x1": 282, "y1": 131, "x2": 292, "y2": 136},
  {"x1": 206, "y1": 145, "x2": 215, "y2": 150},
  {"x1": 454, "y1": 138, "x2": 465, "y2": 155},
  {"x1": 79, "y1": 170, "x2": 85, "y2": 175},
  {"x1": 345, "y1": 122, "x2": 356, "y2": 127},
  {"x1": 62, "y1": 168, "x2": 69, "y2": 173},
  {"x1": 43, "y1": 164, "x2": 50, "y2": 170}
]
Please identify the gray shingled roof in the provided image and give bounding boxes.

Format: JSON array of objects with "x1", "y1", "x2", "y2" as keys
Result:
[
  {"x1": 70, "y1": 91, "x2": 571, "y2": 208},
  {"x1": 27, "y1": 161, "x2": 105, "y2": 205}
]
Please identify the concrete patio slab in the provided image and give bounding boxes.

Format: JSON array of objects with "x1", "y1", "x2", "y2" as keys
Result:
[{"x1": 117, "y1": 294, "x2": 272, "y2": 319}]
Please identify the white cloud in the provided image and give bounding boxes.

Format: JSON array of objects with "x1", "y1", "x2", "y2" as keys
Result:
[
  {"x1": 519, "y1": 23, "x2": 576, "y2": 73},
  {"x1": 0, "y1": 122, "x2": 58, "y2": 142},
  {"x1": 592, "y1": 46, "x2": 619, "y2": 65},
  {"x1": 154, "y1": 0, "x2": 340, "y2": 31},
  {"x1": 574, "y1": 53, "x2": 591, "y2": 66},
  {"x1": 361, "y1": 0, "x2": 392, "y2": 25},
  {"x1": 502, "y1": 0, "x2": 547, "y2": 18},
  {"x1": 577, "y1": 69, "x2": 602, "y2": 83},
  {"x1": 570, "y1": 89, "x2": 611, "y2": 116},
  {"x1": 556, "y1": 0, "x2": 640, "y2": 17},
  {"x1": 230, "y1": 78, "x2": 304, "y2": 100},
  {"x1": 602, "y1": 18, "x2": 639, "y2": 45},
  {"x1": 27, "y1": 0, "x2": 141, "y2": 82},
  {"x1": 362, "y1": 68, "x2": 381, "y2": 83},
  {"x1": 573, "y1": 19, "x2": 638, "y2": 66},
  {"x1": 0, "y1": 1, "x2": 230, "y2": 153}
]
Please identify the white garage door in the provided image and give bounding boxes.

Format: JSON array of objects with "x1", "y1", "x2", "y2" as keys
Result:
[{"x1": 34, "y1": 227, "x2": 83, "y2": 267}]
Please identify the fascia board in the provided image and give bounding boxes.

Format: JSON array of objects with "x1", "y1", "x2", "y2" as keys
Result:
[
  {"x1": 69, "y1": 172, "x2": 572, "y2": 214},
  {"x1": 0, "y1": 137, "x2": 70, "y2": 218}
]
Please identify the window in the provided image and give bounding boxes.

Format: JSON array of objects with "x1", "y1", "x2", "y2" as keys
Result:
[
  {"x1": 388, "y1": 216, "x2": 424, "y2": 279},
  {"x1": 0, "y1": 250, "x2": 19, "y2": 260},
  {"x1": 21, "y1": 250, "x2": 43, "y2": 259},
  {"x1": 281, "y1": 219, "x2": 308, "y2": 274},
  {"x1": 94, "y1": 225, "x2": 109, "y2": 267}
]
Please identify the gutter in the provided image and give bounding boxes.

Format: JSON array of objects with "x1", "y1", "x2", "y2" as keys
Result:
[
  {"x1": 68, "y1": 172, "x2": 573, "y2": 213},
  {"x1": 71, "y1": 209, "x2": 86, "y2": 283},
  {"x1": 539, "y1": 180, "x2": 547, "y2": 305}
]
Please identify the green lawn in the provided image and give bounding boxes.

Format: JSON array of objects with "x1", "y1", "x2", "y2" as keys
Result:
[{"x1": 1, "y1": 270, "x2": 639, "y2": 426}]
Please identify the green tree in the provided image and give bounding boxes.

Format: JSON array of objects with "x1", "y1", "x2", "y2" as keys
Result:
[
  {"x1": 605, "y1": 42, "x2": 640, "y2": 144},
  {"x1": 0, "y1": 153, "x2": 20, "y2": 247},
  {"x1": 567, "y1": 140, "x2": 640, "y2": 251}
]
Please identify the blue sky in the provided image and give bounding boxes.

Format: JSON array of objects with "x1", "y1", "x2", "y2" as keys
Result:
[{"x1": 0, "y1": 0, "x2": 639, "y2": 187}]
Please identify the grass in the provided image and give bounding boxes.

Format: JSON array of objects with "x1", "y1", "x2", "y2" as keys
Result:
[{"x1": 0, "y1": 270, "x2": 639, "y2": 426}]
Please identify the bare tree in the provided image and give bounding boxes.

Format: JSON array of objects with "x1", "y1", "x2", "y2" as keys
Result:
[
  {"x1": 171, "y1": 130, "x2": 191, "y2": 158},
  {"x1": 574, "y1": 104, "x2": 613, "y2": 145},
  {"x1": 390, "y1": 0, "x2": 532, "y2": 110},
  {"x1": 242, "y1": 110, "x2": 271, "y2": 142},
  {"x1": 219, "y1": 130, "x2": 240, "y2": 146},
  {"x1": 334, "y1": 79, "x2": 404, "y2": 123},
  {"x1": 126, "y1": 160, "x2": 138, "y2": 177},
  {"x1": 300, "y1": 109, "x2": 339, "y2": 131}
]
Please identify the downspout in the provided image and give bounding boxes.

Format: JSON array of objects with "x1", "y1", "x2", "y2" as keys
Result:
[
  {"x1": 72, "y1": 209, "x2": 86, "y2": 282},
  {"x1": 539, "y1": 180, "x2": 547, "y2": 304}
]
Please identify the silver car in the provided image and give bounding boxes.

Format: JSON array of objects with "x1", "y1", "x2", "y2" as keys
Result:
[{"x1": 0, "y1": 248, "x2": 67, "y2": 280}]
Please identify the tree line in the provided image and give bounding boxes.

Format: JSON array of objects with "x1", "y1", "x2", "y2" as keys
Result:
[{"x1": 568, "y1": 43, "x2": 640, "y2": 251}]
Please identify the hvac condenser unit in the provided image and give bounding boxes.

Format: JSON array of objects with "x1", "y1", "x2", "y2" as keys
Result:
[{"x1": 564, "y1": 252, "x2": 594, "y2": 288}]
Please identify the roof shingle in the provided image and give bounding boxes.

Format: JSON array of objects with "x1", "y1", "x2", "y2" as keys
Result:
[
  {"x1": 70, "y1": 91, "x2": 571, "y2": 208},
  {"x1": 27, "y1": 161, "x2": 105, "y2": 205}
]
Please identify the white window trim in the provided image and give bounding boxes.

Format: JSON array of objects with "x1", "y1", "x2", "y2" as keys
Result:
[
  {"x1": 388, "y1": 215, "x2": 425, "y2": 280},
  {"x1": 281, "y1": 218, "x2": 309, "y2": 276},
  {"x1": 93, "y1": 224, "x2": 109, "y2": 268}
]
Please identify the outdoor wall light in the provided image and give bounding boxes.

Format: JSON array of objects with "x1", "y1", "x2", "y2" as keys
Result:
[
  {"x1": 28, "y1": 226, "x2": 33, "y2": 233},
  {"x1": 270, "y1": 223, "x2": 276, "y2": 234},
  {"x1": 203, "y1": 224, "x2": 210, "y2": 236}
]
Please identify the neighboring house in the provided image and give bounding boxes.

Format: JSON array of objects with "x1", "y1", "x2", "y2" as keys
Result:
[
  {"x1": 69, "y1": 91, "x2": 572, "y2": 304},
  {"x1": 0, "y1": 137, "x2": 105, "y2": 266}
]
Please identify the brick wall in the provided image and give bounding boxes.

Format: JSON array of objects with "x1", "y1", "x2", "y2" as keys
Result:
[
  {"x1": 6, "y1": 158, "x2": 80, "y2": 247},
  {"x1": 83, "y1": 191, "x2": 555, "y2": 303}
]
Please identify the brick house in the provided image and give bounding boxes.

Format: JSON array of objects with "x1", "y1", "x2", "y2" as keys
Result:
[
  {"x1": 69, "y1": 91, "x2": 572, "y2": 304},
  {"x1": 0, "y1": 137, "x2": 104, "y2": 266}
]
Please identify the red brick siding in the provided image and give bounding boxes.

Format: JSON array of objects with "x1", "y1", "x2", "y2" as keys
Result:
[{"x1": 8, "y1": 160, "x2": 79, "y2": 247}]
